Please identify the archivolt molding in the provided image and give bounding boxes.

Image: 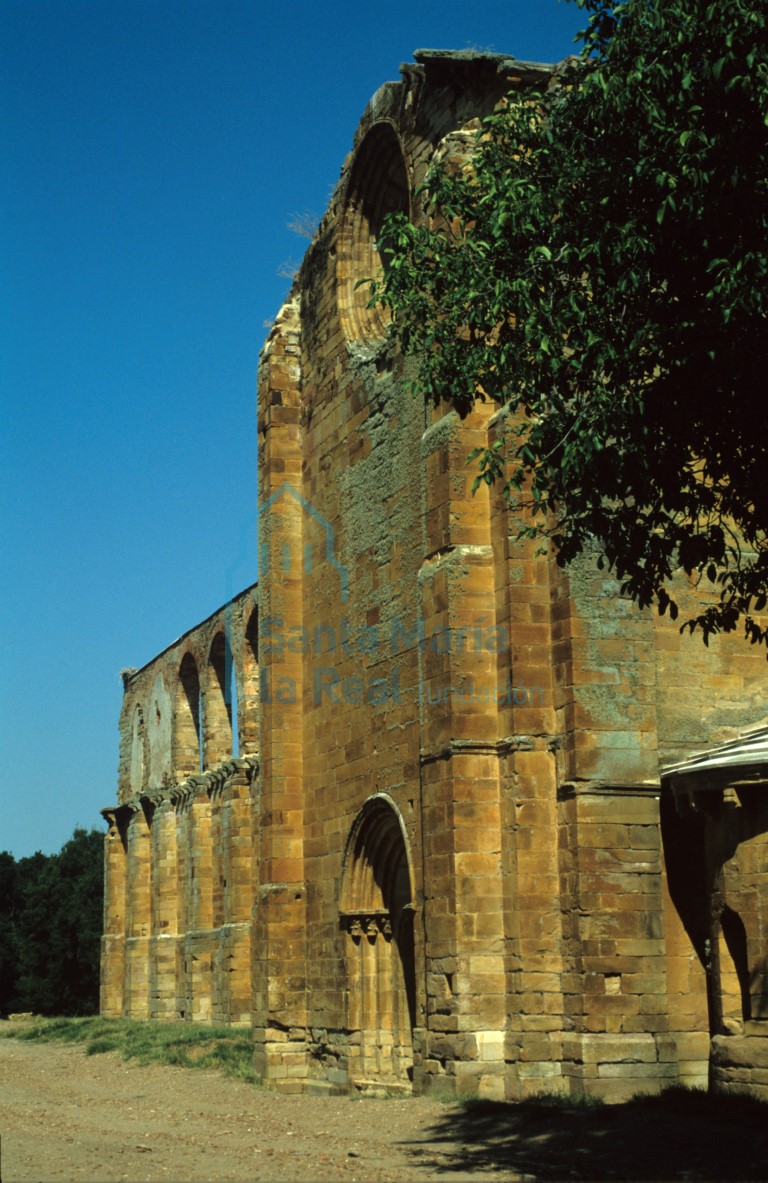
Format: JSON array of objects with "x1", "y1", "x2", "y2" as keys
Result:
[
  {"x1": 339, "y1": 792, "x2": 415, "y2": 919},
  {"x1": 336, "y1": 120, "x2": 411, "y2": 346}
]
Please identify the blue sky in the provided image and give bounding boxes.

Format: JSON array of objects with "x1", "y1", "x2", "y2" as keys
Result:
[{"x1": 1, "y1": 0, "x2": 584, "y2": 857}]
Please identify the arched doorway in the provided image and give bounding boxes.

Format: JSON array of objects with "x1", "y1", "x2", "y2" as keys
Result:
[{"x1": 339, "y1": 795, "x2": 416, "y2": 1090}]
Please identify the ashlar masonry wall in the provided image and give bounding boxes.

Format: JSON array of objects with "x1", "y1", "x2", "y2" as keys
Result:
[{"x1": 102, "y1": 587, "x2": 258, "y2": 1025}]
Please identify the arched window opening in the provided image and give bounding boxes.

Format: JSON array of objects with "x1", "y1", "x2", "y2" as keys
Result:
[
  {"x1": 204, "y1": 632, "x2": 232, "y2": 767},
  {"x1": 227, "y1": 622, "x2": 239, "y2": 759},
  {"x1": 337, "y1": 122, "x2": 410, "y2": 344},
  {"x1": 147, "y1": 673, "x2": 171, "y2": 786},
  {"x1": 175, "y1": 654, "x2": 202, "y2": 779},
  {"x1": 129, "y1": 705, "x2": 147, "y2": 795},
  {"x1": 340, "y1": 795, "x2": 416, "y2": 1089},
  {"x1": 241, "y1": 607, "x2": 259, "y2": 754}
]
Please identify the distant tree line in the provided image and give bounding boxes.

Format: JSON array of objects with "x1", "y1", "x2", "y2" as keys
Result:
[{"x1": 0, "y1": 827, "x2": 103, "y2": 1016}]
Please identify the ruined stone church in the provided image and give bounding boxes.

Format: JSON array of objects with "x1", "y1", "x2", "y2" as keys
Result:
[{"x1": 101, "y1": 50, "x2": 768, "y2": 1101}]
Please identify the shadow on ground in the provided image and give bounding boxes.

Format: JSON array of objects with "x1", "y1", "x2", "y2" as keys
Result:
[{"x1": 404, "y1": 1087, "x2": 768, "y2": 1181}]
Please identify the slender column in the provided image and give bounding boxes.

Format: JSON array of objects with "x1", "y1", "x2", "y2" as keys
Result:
[
  {"x1": 124, "y1": 805, "x2": 151, "y2": 1018},
  {"x1": 175, "y1": 800, "x2": 190, "y2": 1019},
  {"x1": 221, "y1": 764, "x2": 255, "y2": 1023},
  {"x1": 187, "y1": 788, "x2": 213, "y2": 1021},
  {"x1": 150, "y1": 799, "x2": 178, "y2": 1019},
  {"x1": 210, "y1": 788, "x2": 225, "y2": 1022},
  {"x1": 100, "y1": 809, "x2": 127, "y2": 1017}
]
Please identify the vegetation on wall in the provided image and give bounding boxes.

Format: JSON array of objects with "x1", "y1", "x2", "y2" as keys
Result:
[
  {"x1": 372, "y1": 0, "x2": 768, "y2": 650},
  {"x1": 0, "y1": 827, "x2": 103, "y2": 1017}
]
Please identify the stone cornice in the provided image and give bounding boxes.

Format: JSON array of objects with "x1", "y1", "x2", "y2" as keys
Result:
[
  {"x1": 557, "y1": 780, "x2": 661, "y2": 800},
  {"x1": 101, "y1": 755, "x2": 259, "y2": 821},
  {"x1": 420, "y1": 734, "x2": 559, "y2": 765}
]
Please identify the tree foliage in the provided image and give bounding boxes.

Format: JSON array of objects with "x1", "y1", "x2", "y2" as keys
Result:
[
  {"x1": 373, "y1": 0, "x2": 768, "y2": 648},
  {"x1": 0, "y1": 828, "x2": 103, "y2": 1017}
]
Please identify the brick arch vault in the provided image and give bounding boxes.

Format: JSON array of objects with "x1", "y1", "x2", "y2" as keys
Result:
[{"x1": 339, "y1": 794, "x2": 417, "y2": 1091}]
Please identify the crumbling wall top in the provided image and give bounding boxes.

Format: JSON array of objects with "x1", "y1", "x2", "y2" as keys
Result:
[{"x1": 411, "y1": 47, "x2": 560, "y2": 87}]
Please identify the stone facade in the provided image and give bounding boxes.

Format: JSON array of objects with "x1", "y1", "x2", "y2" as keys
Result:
[{"x1": 101, "y1": 50, "x2": 768, "y2": 1100}]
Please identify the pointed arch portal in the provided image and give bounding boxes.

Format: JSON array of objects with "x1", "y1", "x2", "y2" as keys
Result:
[{"x1": 340, "y1": 795, "x2": 416, "y2": 1089}]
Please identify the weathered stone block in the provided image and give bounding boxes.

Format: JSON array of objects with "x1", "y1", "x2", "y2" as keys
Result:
[
  {"x1": 580, "y1": 1034, "x2": 658, "y2": 1064},
  {"x1": 597, "y1": 1062, "x2": 677, "y2": 1079},
  {"x1": 712, "y1": 1034, "x2": 768, "y2": 1071}
]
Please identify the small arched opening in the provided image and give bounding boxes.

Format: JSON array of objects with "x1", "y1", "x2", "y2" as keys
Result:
[
  {"x1": 241, "y1": 607, "x2": 259, "y2": 754},
  {"x1": 340, "y1": 795, "x2": 416, "y2": 1090},
  {"x1": 129, "y1": 704, "x2": 147, "y2": 795},
  {"x1": 174, "y1": 653, "x2": 202, "y2": 778},
  {"x1": 147, "y1": 673, "x2": 171, "y2": 786},
  {"x1": 203, "y1": 632, "x2": 232, "y2": 767}
]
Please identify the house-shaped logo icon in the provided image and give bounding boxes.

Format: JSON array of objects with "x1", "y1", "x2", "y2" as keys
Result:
[{"x1": 258, "y1": 482, "x2": 349, "y2": 603}]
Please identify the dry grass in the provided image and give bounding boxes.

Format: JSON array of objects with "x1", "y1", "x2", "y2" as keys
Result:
[{"x1": 1, "y1": 1015, "x2": 259, "y2": 1083}]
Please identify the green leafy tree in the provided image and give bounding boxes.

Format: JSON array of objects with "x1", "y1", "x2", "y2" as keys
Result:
[
  {"x1": 0, "y1": 851, "x2": 21, "y2": 1014},
  {"x1": 1, "y1": 829, "x2": 103, "y2": 1016},
  {"x1": 374, "y1": 0, "x2": 768, "y2": 648}
]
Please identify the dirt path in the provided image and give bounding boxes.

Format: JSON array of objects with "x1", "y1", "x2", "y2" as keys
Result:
[
  {"x1": 3, "y1": 1036, "x2": 768, "y2": 1183},
  {"x1": 0, "y1": 1038, "x2": 504, "y2": 1183}
]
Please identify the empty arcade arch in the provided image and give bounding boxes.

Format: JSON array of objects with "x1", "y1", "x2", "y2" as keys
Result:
[
  {"x1": 337, "y1": 121, "x2": 410, "y2": 344},
  {"x1": 147, "y1": 672, "x2": 171, "y2": 786},
  {"x1": 240, "y1": 607, "x2": 259, "y2": 754},
  {"x1": 129, "y1": 704, "x2": 147, "y2": 795},
  {"x1": 203, "y1": 632, "x2": 233, "y2": 767},
  {"x1": 174, "y1": 653, "x2": 202, "y2": 779},
  {"x1": 339, "y1": 794, "x2": 416, "y2": 1089}
]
